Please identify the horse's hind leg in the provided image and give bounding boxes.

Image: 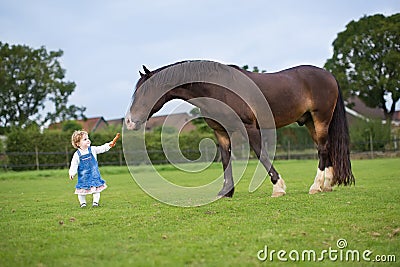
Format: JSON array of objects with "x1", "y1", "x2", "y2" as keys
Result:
[
  {"x1": 246, "y1": 128, "x2": 286, "y2": 197},
  {"x1": 306, "y1": 118, "x2": 332, "y2": 194},
  {"x1": 309, "y1": 142, "x2": 329, "y2": 194},
  {"x1": 322, "y1": 166, "x2": 334, "y2": 192},
  {"x1": 214, "y1": 129, "x2": 235, "y2": 198}
]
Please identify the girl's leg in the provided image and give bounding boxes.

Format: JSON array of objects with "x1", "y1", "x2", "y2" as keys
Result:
[
  {"x1": 78, "y1": 194, "x2": 86, "y2": 207},
  {"x1": 93, "y1": 192, "x2": 100, "y2": 206}
]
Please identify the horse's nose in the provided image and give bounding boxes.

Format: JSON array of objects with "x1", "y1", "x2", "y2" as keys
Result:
[
  {"x1": 125, "y1": 114, "x2": 141, "y2": 130},
  {"x1": 125, "y1": 115, "x2": 134, "y2": 130}
]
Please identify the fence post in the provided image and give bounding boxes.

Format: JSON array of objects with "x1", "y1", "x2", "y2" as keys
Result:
[
  {"x1": 369, "y1": 131, "x2": 374, "y2": 159},
  {"x1": 35, "y1": 145, "x2": 39, "y2": 171}
]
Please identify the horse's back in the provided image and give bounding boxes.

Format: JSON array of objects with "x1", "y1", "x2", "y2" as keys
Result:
[
  {"x1": 290, "y1": 65, "x2": 339, "y2": 106},
  {"x1": 247, "y1": 65, "x2": 336, "y2": 93},
  {"x1": 277, "y1": 65, "x2": 337, "y2": 86},
  {"x1": 246, "y1": 65, "x2": 339, "y2": 128}
]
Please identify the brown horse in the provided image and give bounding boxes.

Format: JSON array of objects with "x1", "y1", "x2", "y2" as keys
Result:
[{"x1": 125, "y1": 60, "x2": 354, "y2": 198}]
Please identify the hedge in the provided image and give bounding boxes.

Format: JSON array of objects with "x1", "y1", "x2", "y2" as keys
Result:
[
  {"x1": 4, "y1": 126, "x2": 122, "y2": 170},
  {"x1": 4, "y1": 126, "x2": 216, "y2": 171},
  {"x1": 3, "y1": 123, "x2": 329, "y2": 171}
]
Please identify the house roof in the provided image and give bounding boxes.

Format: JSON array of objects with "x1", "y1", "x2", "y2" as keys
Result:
[
  {"x1": 107, "y1": 118, "x2": 124, "y2": 126},
  {"x1": 346, "y1": 96, "x2": 385, "y2": 120},
  {"x1": 106, "y1": 118, "x2": 124, "y2": 130},
  {"x1": 345, "y1": 96, "x2": 400, "y2": 127},
  {"x1": 105, "y1": 113, "x2": 196, "y2": 132},
  {"x1": 47, "y1": 114, "x2": 197, "y2": 133},
  {"x1": 48, "y1": 117, "x2": 108, "y2": 132},
  {"x1": 145, "y1": 113, "x2": 196, "y2": 132}
]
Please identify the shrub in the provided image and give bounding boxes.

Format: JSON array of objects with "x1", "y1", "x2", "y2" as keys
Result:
[{"x1": 349, "y1": 119, "x2": 391, "y2": 151}]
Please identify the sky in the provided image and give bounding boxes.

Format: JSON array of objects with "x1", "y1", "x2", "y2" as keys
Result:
[{"x1": 1, "y1": 0, "x2": 399, "y2": 121}]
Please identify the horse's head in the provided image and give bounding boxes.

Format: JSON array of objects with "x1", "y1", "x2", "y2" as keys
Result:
[{"x1": 125, "y1": 65, "x2": 167, "y2": 130}]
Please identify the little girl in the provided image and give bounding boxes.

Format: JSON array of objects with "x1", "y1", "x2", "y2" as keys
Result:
[{"x1": 69, "y1": 130, "x2": 118, "y2": 208}]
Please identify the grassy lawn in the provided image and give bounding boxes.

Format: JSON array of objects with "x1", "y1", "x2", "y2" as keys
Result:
[{"x1": 0, "y1": 158, "x2": 399, "y2": 266}]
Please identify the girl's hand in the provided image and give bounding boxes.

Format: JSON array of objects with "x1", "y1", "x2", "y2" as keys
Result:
[
  {"x1": 109, "y1": 133, "x2": 120, "y2": 147},
  {"x1": 69, "y1": 175, "x2": 74, "y2": 180}
]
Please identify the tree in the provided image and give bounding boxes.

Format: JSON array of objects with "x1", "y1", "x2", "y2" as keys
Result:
[
  {"x1": 189, "y1": 107, "x2": 213, "y2": 133},
  {"x1": 349, "y1": 118, "x2": 391, "y2": 152},
  {"x1": 0, "y1": 42, "x2": 86, "y2": 130},
  {"x1": 324, "y1": 13, "x2": 400, "y2": 121},
  {"x1": 61, "y1": 120, "x2": 83, "y2": 132},
  {"x1": 242, "y1": 65, "x2": 267, "y2": 73}
]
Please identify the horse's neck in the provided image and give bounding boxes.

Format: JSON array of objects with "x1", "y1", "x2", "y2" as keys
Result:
[
  {"x1": 168, "y1": 84, "x2": 219, "y2": 113},
  {"x1": 169, "y1": 84, "x2": 207, "y2": 101}
]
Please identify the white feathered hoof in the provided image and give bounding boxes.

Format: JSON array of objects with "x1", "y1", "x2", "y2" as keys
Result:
[
  {"x1": 309, "y1": 188, "x2": 322, "y2": 194},
  {"x1": 271, "y1": 178, "x2": 286, "y2": 197},
  {"x1": 322, "y1": 167, "x2": 334, "y2": 192},
  {"x1": 309, "y1": 169, "x2": 324, "y2": 194}
]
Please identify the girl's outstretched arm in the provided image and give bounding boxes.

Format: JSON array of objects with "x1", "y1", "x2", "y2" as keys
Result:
[{"x1": 109, "y1": 133, "x2": 120, "y2": 147}]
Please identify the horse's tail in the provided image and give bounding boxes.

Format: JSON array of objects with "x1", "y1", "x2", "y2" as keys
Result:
[{"x1": 328, "y1": 81, "x2": 355, "y2": 186}]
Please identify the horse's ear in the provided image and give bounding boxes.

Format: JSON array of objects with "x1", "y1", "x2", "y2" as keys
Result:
[
  {"x1": 139, "y1": 71, "x2": 145, "y2": 77},
  {"x1": 143, "y1": 65, "x2": 151, "y2": 75}
]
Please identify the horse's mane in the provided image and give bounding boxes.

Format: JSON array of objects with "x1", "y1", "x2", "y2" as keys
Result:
[
  {"x1": 137, "y1": 60, "x2": 246, "y2": 90},
  {"x1": 152, "y1": 60, "x2": 244, "y2": 74},
  {"x1": 227, "y1": 64, "x2": 244, "y2": 71}
]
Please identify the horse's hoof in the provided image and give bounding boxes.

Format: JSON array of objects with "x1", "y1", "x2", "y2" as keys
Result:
[
  {"x1": 322, "y1": 187, "x2": 333, "y2": 192},
  {"x1": 271, "y1": 192, "x2": 285, "y2": 198},
  {"x1": 217, "y1": 187, "x2": 235, "y2": 198},
  {"x1": 271, "y1": 178, "x2": 286, "y2": 197},
  {"x1": 217, "y1": 194, "x2": 233, "y2": 199},
  {"x1": 309, "y1": 188, "x2": 322, "y2": 194}
]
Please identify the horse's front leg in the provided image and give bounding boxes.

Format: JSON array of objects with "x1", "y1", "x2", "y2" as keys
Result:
[
  {"x1": 214, "y1": 129, "x2": 235, "y2": 198},
  {"x1": 247, "y1": 128, "x2": 286, "y2": 197}
]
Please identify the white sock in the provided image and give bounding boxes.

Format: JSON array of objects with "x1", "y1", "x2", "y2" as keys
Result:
[
  {"x1": 78, "y1": 194, "x2": 86, "y2": 204},
  {"x1": 93, "y1": 193, "x2": 100, "y2": 204}
]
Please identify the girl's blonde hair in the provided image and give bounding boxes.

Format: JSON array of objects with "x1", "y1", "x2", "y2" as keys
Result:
[{"x1": 71, "y1": 130, "x2": 88, "y2": 149}]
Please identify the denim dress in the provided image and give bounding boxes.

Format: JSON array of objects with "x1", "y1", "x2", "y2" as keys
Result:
[{"x1": 74, "y1": 147, "x2": 107, "y2": 195}]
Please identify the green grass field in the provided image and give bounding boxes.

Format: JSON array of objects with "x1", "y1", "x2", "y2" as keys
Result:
[{"x1": 1, "y1": 158, "x2": 399, "y2": 266}]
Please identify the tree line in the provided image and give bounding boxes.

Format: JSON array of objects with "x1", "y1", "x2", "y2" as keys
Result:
[{"x1": 1, "y1": 119, "x2": 397, "y2": 171}]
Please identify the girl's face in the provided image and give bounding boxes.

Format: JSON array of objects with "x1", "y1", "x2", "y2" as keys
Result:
[{"x1": 78, "y1": 134, "x2": 91, "y2": 149}]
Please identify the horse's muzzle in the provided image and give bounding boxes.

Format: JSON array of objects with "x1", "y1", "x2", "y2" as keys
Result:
[{"x1": 125, "y1": 115, "x2": 142, "y2": 130}]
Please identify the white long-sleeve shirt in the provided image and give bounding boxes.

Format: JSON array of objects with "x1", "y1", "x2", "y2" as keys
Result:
[{"x1": 69, "y1": 143, "x2": 111, "y2": 177}]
